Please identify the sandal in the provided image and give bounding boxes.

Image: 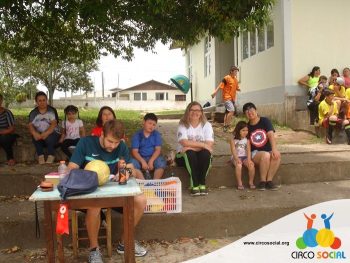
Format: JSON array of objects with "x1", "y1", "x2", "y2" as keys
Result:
[
  {"x1": 249, "y1": 184, "x2": 256, "y2": 190},
  {"x1": 237, "y1": 185, "x2": 245, "y2": 190}
]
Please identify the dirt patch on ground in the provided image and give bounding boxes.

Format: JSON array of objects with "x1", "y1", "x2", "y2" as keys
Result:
[{"x1": 0, "y1": 237, "x2": 237, "y2": 263}]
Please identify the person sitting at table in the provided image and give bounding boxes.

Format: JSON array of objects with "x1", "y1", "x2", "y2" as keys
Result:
[{"x1": 68, "y1": 119, "x2": 147, "y2": 263}]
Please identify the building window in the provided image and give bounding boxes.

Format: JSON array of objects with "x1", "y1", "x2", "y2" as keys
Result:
[
  {"x1": 250, "y1": 31, "x2": 256, "y2": 56},
  {"x1": 267, "y1": 22, "x2": 274, "y2": 49},
  {"x1": 175, "y1": 95, "x2": 186, "y2": 101},
  {"x1": 142, "y1": 92, "x2": 147, "y2": 101},
  {"x1": 241, "y1": 22, "x2": 274, "y2": 61},
  {"x1": 204, "y1": 35, "x2": 212, "y2": 77},
  {"x1": 134, "y1": 93, "x2": 141, "y2": 101},
  {"x1": 119, "y1": 94, "x2": 129, "y2": 100},
  {"x1": 156, "y1": 92, "x2": 165, "y2": 100},
  {"x1": 242, "y1": 31, "x2": 249, "y2": 60},
  {"x1": 166, "y1": 92, "x2": 168, "y2": 100},
  {"x1": 258, "y1": 28, "x2": 265, "y2": 52}
]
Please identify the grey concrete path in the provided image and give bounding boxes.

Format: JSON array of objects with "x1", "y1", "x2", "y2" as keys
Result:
[{"x1": 2, "y1": 179, "x2": 350, "y2": 248}]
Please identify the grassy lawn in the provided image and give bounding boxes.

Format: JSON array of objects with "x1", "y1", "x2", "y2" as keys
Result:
[
  {"x1": 153, "y1": 110, "x2": 185, "y2": 115},
  {"x1": 11, "y1": 108, "x2": 142, "y2": 146}
]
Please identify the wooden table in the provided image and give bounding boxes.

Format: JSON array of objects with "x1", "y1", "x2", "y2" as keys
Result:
[{"x1": 29, "y1": 178, "x2": 142, "y2": 263}]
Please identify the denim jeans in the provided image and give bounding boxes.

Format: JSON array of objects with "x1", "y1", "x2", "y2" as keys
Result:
[
  {"x1": 32, "y1": 132, "x2": 60, "y2": 156},
  {"x1": 0, "y1": 133, "x2": 18, "y2": 160}
]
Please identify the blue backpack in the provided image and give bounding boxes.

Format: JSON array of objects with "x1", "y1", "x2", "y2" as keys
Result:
[{"x1": 57, "y1": 169, "x2": 99, "y2": 200}]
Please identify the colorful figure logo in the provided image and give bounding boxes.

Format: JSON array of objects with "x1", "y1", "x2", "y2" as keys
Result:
[{"x1": 296, "y1": 212, "x2": 341, "y2": 250}]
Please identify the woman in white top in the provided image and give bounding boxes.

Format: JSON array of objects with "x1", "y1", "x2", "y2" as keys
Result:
[{"x1": 175, "y1": 101, "x2": 214, "y2": 196}]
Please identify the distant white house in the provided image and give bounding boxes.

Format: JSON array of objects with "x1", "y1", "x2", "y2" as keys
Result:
[
  {"x1": 112, "y1": 80, "x2": 186, "y2": 102},
  {"x1": 52, "y1": 80, "x2": 187, "y2": 111},
  {"x1": 185, "y1": 0, "x2": 350, "y2": 130}
]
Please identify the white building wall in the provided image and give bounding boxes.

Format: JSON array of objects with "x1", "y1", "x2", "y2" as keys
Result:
[
  {"x1": 119, "y1": 89, "x2": 185, "y2": 101},
  {"x1": 16, "y1": 98, "x2": 186, "y2": 111},
  {"x1": 237, "y1": 0, "x2": 283, "y2": 94},
  {"x1": 188, "y1": 38, "x2": 216, "y2": 104},
  {"x1": 291, "y1": 0, "x2": 350, "y2": 83}
]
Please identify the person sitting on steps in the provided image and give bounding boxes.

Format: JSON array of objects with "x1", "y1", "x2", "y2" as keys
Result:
[
  {"x1": 242, "y1": 102, "x2": 281, "y2": 191},
  {"x1": 131, "y1": 113, "x2": 167, "y2": 180},
  {"x1": 318, "y1": 89, "x2": 350, "y2": 144},
  {"x1": 28, "y1": 91, "x2": 60, "y2": 164},
  {"x1": 0, "y1": 93, "x2": 18, "y2": 166}
]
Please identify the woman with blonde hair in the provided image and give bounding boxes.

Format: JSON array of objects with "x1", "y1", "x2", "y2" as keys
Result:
[{"x1": 175, "y1": 101, "x2": 214, "y2": 196}]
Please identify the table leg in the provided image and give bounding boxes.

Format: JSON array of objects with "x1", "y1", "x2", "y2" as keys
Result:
[
  {"x1": 106, "y1": 208, "x2": 112, "y2": 257},
  {"x1": 123, "y1": 196, "x2": 135, "y2": 263},
  {"x1": 44, "y1": 201, "x2": 55, "y2": 263},
  {"x1": 56, "y1": 234, "x2": 64, "y2": 262}
]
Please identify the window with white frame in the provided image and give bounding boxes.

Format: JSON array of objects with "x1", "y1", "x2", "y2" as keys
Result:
[
  {"x1": 250, "y1": 31, "x2": 256, "y2": 56},
  {"x1": 134, "y1": 93, "x2": 141, "y2": 101},
  {"x1": 175, "y1": 94, "x2": 186, "y2": 101},
  {"x1": 142, "y1": 92, "x2": 147, "y2": 101},
  {"x1": 156, "y1": 92, "x2": 165, "y2": 100},
  {"x1": 258, "y1": 28, "x2": 265, "y2": 52},
  {"x1": 204, "y1": 35, "x2": 212, "y2": 77},
  {"x1": 241, "y1": 22, "x2": 274, "y2": 61},
  {"x1": 242, "y1": 31, "x2": 249, "y2": 60},
  {"x1": 267, "y1": 22, "x2": 274, "y2": 49}
]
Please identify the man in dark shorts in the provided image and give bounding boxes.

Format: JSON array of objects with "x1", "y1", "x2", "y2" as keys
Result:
[
  {"x1": 243, "y1": 102, "x2": 281, "y2": 191},
  {"x1": 211, "y1": 66, "x2": 240, "y2": 132},
  {"x1": 68, "y1": 119, "x2": 147, "y2": 262}
]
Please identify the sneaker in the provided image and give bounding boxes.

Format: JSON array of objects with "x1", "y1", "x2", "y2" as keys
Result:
[
  {"x1": 326, "y1": 135, "x2": 332, "y2": 144},
  {"x1": 257, "y1": 181, "x2": 266, "y2": 191},
  {"x1": 199, "y1": 185, "x2": 208, "y2": 195},
  {"x1": 190, "y1": 187, "x2": 201, "y2": 196},
  {"x1": 46, "y1": 155, "x2": 55, "y2": 163},
  {"x1": 88, "y1": 248, "x2": 104, "y2": 263},
  {"x1": 38, "y1": 155, "x2": 45, "y2": 165},
  {"x1": 266, "y1": 181, "x2": 279, "y2": 191},
  {"x1": 117, "y1": 241, "x2": 147, "y2": 257}
]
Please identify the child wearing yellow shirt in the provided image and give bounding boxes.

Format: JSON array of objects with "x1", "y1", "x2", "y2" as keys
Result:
[{"x1": 318, "y1": 89, "x2": 349, "y2": 144}]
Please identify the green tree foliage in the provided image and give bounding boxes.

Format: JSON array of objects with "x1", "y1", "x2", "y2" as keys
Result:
[
  {"x1": 0, "y1": 0, "x2": 274, "y2": 62},
  {"x1": 21, "y1": 58, "x2": 98, "y2": 105},
  {"x1": 15, "y1": 92, "x2": 28, "y2": 103},
  {"x1": 0, "y1": 52, "x2": 37, "y2": 107}
]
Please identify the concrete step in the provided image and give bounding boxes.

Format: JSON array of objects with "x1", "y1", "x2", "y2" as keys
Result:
[
  {"x1": 1, "y1": 149, "x2": 350, "y2": 196},
  {"x1": 1, "y1": 180, "x2": 350, "y2": 249},
  {"x1": 0, "y1": 142, "x2": 67, "y2": 163}
]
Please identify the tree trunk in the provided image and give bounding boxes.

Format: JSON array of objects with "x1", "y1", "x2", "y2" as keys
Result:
[{"x1": 48, "y1": 88, "x2": 55, "y2": 106}]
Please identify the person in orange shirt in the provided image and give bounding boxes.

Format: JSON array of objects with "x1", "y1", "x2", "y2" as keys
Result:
[{"x1": 211, "y1": 66, "x2": 240, "y2": 132}]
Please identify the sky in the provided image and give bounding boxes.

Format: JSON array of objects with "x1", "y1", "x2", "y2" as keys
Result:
[{"x1": 53, "y1": 42, "x2": 186, "y2": 99}]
